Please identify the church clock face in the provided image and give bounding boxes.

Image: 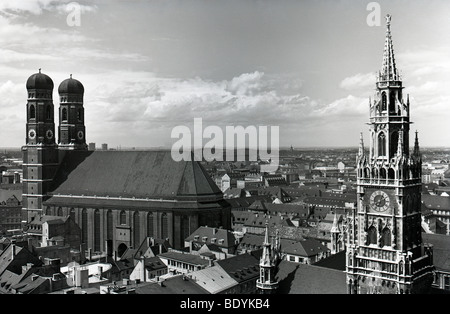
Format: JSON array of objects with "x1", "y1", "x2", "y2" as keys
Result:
[
  {"x1": 28, "y1": 129, "x2": 36, "y2": 140},
  {"x1": 77, "y1": 130, "x2": 84, "y2": 140},
  {"x1": 370, "y1": 190, "x2": 390, "y2": 212},
  {"x1": 46, "y1": 129, "x2": 53, "y2": 140}
]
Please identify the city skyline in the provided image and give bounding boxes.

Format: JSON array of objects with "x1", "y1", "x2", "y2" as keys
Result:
[{"x1": 0, "y1": 0, "x2": 449, "y2": 149}]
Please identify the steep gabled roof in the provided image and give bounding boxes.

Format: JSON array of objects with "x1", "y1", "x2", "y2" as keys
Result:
[{"x1": 48, "y1": 150, "x2": 222, "y2": 200}]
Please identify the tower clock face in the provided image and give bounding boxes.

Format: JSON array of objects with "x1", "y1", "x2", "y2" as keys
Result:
[
  {"x1": 28, "y1": 129, "x2": 36, "y2": 140},
  {"x1": 77, "y1": 130, "x2": 84, "y2": 140},
  {"x1": 46, "y1": 130, "x2": 53, "y2": 139},
  {"x1": 370, "y1": 190, "x2": 390, "y2": 212}
]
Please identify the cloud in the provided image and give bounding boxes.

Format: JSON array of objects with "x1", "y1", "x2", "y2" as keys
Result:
[{"x1": 339, "y1": 72, "x2": 376, "y2": 91}]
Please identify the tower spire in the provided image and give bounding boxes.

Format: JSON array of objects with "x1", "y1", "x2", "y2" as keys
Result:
[
  {"x1": 379, "y1": 14, "x2": 399, "y2": 82},
  {"x1": 413, "y1": 130, "x2": 421, "y2": 158}
]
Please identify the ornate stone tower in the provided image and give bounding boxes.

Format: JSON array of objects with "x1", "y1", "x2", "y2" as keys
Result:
[
  {"x1": 256, "y1": 224, "x2": 280, "y2": 294},
  {"x1": 58, "y1": 75, "x2": 87, "y2": 150},
  {"x1": 331, "y1": 212, "x2": 343, "y2": 254},
  {"x1": 346, "y1": 15, "x2": 434, "y2": 294},
  {"x1": 22, "y1": 69, "x2": 60, "y2": 222}
]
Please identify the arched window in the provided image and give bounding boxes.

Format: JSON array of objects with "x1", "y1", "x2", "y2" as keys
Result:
[
  {"x1": 107, "y1": 210, "x2": 113, "y2": 240},
  {"x1": 380, "y1": 168, "x2": 387, "y2": 180},
  {"x1": 81, "y1": 208, "x2": 88, "y2": 244},
  {"x1": 381, "y1": 92, "x2": 387, "y2": 111},
  {"x1": 390, "y1": 131, "x2": 398, "y2": 158},
  {"x1": 94, "y1": 209, "x2": 101, "y2": 251},
  {"x1": 181, "y1": 215, "x2": 190, "y2": 244},
  {"x1": 62, "y1": 108, "x2": 68, "y2": 121},
  {"x1": 30, "y1": 105, "x2": 36, "y2": 119},
  {"x1": 57, "y1": 207, "x2": 63, "y2": 216},
  {"x1": 161, "y1": 213, "x2": 168, "y2": 240},
  {"x1": 133, "y1": 211, "x2": 140, "y2": 248},
  {"x1": 388, "y1": 168, "x2": 395, "y2": 181},
  {"x1": 46, "y1": 105, "x2": 52, "y2": 120},
  {"x1": 147, "y1": 212, "x2": 154, "y2": 238},
  {"x1": 389, "y1": 92, "x2": 396, "y2": 113},
  {"x1": 368, "y1": 226, "x2": 377, "y2": 245},
  {"x1": 378, "y1": 132, "x2": 386, "y2": 156},
  {"x1": 120, "y1": 210, "x2": 127, "y2": 225},
  {"x1": 381, "y1": 227, "x2": 391, "y2": 247}
]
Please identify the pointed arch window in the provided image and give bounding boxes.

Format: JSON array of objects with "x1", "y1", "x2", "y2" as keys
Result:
[
  {"x1": 133, "y1": 211, "x2": 140, "y2": 247},
  {"x1": 378, "y1": 132, "x2": 386, "y2": 157},
  {"x1": 381, "y1": 92, "x2": 387, "y2": 111},
  {"x1": 368, "y1": 226, "x2": 377, "y2": 245},
  {"x1": 161, "y1": 213, "x2": 168, "y2": 240},
  {"x1": 30, "y1": 105, "x2": 36, "y2": 119},
  {"x1": 94, "y1": 209, "x2": 101, "y2": 251},
  {"x1": 147, "y1": 212, "x2": 154, "y2": 238},
  {"x1": 381, "y1": 227, "x2": 391, "y2": 247},
  {"x1": 81, "y1": 208, "x2": 88, "y2": 244},
  {"x1": 120, "y1": 210, "x2": 127, "y2": 225},
  {"x1": 107, "y1": 210, "x2": 113, "y2": 240},
  {"x1": 389, "y1": 92, "x2": 396, "y2": 113}
]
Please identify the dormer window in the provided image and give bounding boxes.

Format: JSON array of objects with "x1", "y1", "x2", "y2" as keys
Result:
[
  {"x1": 194, "y1": 235, "x2": 199, "y2": 241},
  {"x1": 202, "y1": 236, "x2": 207, "y2": 242}
]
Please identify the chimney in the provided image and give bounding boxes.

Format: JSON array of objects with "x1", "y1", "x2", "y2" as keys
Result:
[
  {"x1": 98, "y1": 266, "x2": 103, "y2": 279},
  {"x1": 11, "y1": 244, "x2": 16, "y2": 259},
  {"x1": 88, "y1": 248, "x2": 92, "y2": 261},
  {"x1": 159, "y1": 244, "x2": 163, "y2": 255},
  {"x1": 113, "y1": 251, "x2": 118, "y2": 262}
]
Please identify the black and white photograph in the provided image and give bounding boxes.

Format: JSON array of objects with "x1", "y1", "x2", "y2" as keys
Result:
[{"x1": 0, "y1": 0, "x2": 449, "y2": 302}]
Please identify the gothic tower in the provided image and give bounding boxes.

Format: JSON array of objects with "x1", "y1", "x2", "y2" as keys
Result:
[
  {"x1": 256, "y1": 224, "x2": 280, "y2": 294},
  {"x1": 346, "y1": 15, "x2": 434, "y2": 294},
  {"x1": 22, "y1": 69, "x2": 60, "y2": 222},
  {"x1": 58, "y1": 75, "x2": 87, "y2": 150}
]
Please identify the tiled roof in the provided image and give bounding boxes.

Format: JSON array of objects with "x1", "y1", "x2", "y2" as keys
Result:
[
  {"x1": 216, "y1": 253, "x2": 260, "y2": 283},
  {"x1": 185, "y1": 226, "x2": 236, "y2": 248},
  {"x1": 158, "y1": 251, "x2": 210, "y2": 266},
  {"x1": 190, "y1": 266, "x2": 238, "y2": 293},
  {"x1": 48, "y1": 150, "x2": 222, "y2": 200},
  {"x1": 422, "y1": 194, "x2": 450, "y2": 212},
  {"x1": 135, "y1": 275, "x2": 208, "y2": 294},
  {"x1": 422, "y1": 233, "x2": 450, "y2": 271},
  {"x1": 275, "y1": 261, "x2": 347, "y2": 294}
]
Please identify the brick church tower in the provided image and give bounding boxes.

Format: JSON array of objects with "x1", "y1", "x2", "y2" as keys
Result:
[
  {"x1": 22, "y1": 69, "x2": 60, "y2": 223},
  {"x1": 58, "y1": 74, "x2": 87, "y2": 151},
  {"x1": 346, "y1": 15, "x2": 434, "y2": 294}
]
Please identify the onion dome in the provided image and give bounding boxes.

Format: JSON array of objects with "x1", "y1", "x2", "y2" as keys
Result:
[
  {"x1": 58, "y1": 74, "x2": 84, "y2": 95},
  {"x1": 26, "y1": 69, "x2": 54, "y2": 91}
]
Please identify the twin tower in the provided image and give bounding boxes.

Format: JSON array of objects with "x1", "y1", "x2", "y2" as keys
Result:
[{"x1": 22, "y1": 70, "x2": 87, "y2": 222}]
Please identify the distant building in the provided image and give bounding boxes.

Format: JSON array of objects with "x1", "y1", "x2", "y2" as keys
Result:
[
  {"x1": 101, "y1": 143, "x2": 108, "y2": 151},
  {"x1": 88, "y1": 143, "x2": 96, "y2": 151}
]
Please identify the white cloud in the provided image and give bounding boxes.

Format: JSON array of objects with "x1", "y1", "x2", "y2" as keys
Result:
[{"x1": 339, "y1": 72, "x2": 376, "y2": 91}]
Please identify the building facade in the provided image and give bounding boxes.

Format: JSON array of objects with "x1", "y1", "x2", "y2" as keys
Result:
[
  {"x1": 22, "y1": 71, "x2": 231, "y2": 256},
  {"x1": 346, "y1": 15, "x2": 434, "y2": 294}
]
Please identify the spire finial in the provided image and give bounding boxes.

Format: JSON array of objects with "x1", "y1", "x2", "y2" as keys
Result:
[
  {"x1": 379, "y1": 14, "x2": 399, "y2": 82},
  {"x1": 386, "y1": 14, "x2": 392, "y2": 28},
  {"x1": 70, "y1": 74, "x2": 72, "y2": 79},
  {"x1": 39, "y1": 68, "x2": 41, "y2": 73}
]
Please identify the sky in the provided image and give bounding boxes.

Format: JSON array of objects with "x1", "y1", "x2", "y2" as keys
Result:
[{"x1": 0, "y1": 0, "x2": 449, "y2": 149}]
